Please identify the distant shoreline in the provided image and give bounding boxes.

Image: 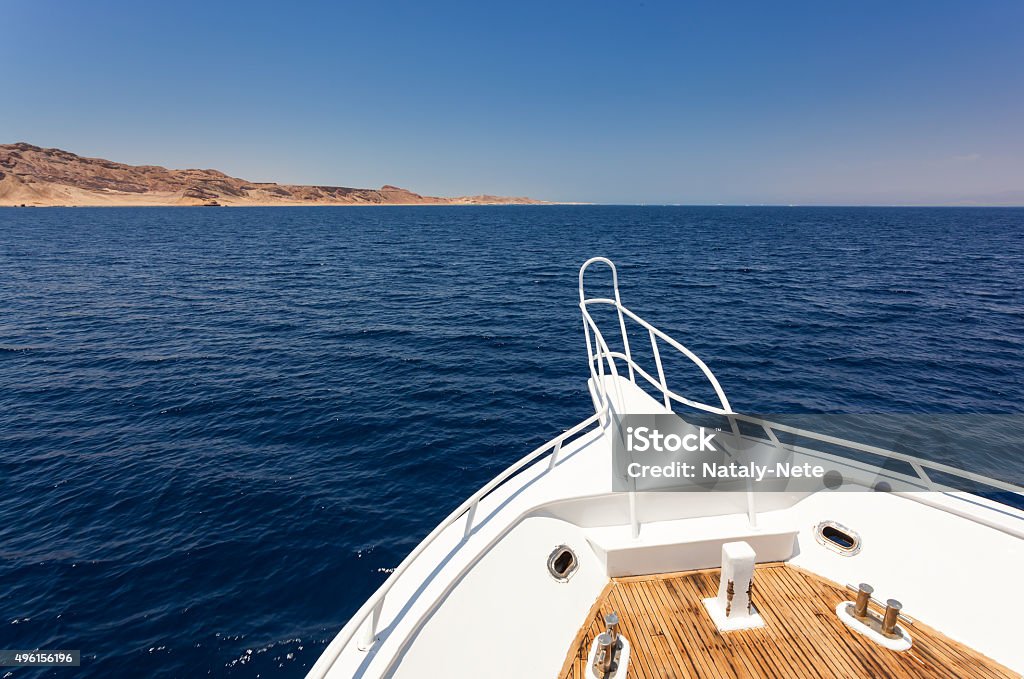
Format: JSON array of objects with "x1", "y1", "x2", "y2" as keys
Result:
[
  {"x1": 2, "y1": 203, "x2": 1019, "y2": 209},
  {"x1": 0, "y1": 143, "x2": 547, "y2": 208},
  {"x1": 0, "y1": 202, "x2": 573, "y2": 208}
]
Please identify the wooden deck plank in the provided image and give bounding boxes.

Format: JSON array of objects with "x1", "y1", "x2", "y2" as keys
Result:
[
  {"x1": 558, "y1": 564, "x2": 1018, "y2": 679},
  {"x1": 762, "y1": 564, "x2": 873, "y2": 678},
  {"x1": 644, "y1": 578, "x2": 708, "y2": 679},
  {"x1": 663, "y1": 575, "x2": 736, "y2": 679},
  {"x1": 633, "y1": 581, "x2": 686, "y2": 678}
]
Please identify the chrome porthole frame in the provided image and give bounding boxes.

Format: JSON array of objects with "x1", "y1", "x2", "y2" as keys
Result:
[
  {"x1": 547, "y1": 544, "x2": 579, "y2": 582},
  {"x1": 814, "y1": 520, "x2": 862, "y2": 556}
]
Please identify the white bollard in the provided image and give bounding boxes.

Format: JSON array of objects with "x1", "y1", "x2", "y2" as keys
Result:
[{"x1": 703, "y1": 541, "x2": 765, "y2": 631}]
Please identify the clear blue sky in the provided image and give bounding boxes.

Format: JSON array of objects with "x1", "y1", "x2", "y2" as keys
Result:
[{"x1": 4, "y1": 0, "x2": 1023, "y2": 204}]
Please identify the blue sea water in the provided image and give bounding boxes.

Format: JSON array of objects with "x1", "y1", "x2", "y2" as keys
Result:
[{"x1": 1, "y1": 205, "x2": 1022, "y2": 678}]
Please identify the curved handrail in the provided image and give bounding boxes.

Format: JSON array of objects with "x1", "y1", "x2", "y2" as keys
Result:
[
  {"x1": 729, "y1": 412, "x2": 1024, "y2": 495},
  {"x1": 581, "y1": 298, "x2": 733, "y2": 414},
  {"x1": 579, "y1": 255, "x2": 732, "y2": 416},
  {"x1": 580, "y1": 257, "x2": 636, "y2": 384}
]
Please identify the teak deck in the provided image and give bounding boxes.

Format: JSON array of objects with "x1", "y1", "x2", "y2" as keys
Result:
[{"x1": 559, "y1": 563, "x2": 1018, "y2": 679}]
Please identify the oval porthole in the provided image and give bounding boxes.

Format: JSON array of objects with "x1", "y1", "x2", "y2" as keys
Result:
[
  {"x1": 815, "y1": 520, "x2": 861, "y2": 556},
  {"x1": 547, "y1": 545, "x2": 579, "y2": 582}
]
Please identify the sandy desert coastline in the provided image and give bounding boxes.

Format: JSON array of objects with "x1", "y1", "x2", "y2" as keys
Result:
[{"x1": 0, "y1": 143, "x2": 546, "y2": 207}]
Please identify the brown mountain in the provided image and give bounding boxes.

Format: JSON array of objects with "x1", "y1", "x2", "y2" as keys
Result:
[{"x1": 0, "y1": 143, "x2": 543, "y2": 207}]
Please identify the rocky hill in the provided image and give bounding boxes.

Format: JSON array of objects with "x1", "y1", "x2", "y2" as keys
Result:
[{"x1": 0, "y1": 143, "x2": 542, "y2": 207}]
